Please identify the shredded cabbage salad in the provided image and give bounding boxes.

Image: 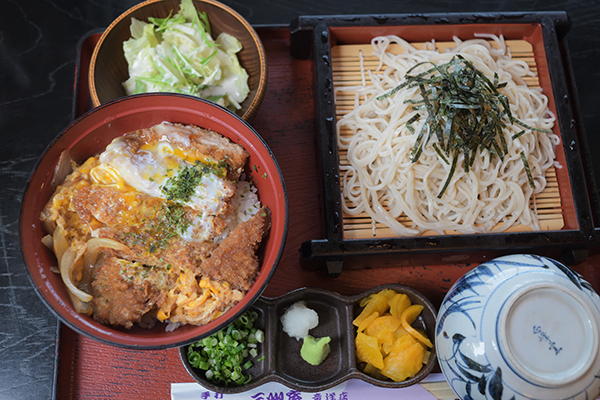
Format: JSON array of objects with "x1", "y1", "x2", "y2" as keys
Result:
[{"x1": 122, "y1": 0, "x2": 250, "y2": 111}]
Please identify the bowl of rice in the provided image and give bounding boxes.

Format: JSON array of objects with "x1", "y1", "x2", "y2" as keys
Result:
[{"x1": 20, "y1": 93, "x2": 287, "y2": 349}]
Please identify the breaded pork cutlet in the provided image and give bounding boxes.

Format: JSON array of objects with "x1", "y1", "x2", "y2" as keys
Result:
[{"x1": 199, "y1": 207, "x2": 271, "y2": 291}]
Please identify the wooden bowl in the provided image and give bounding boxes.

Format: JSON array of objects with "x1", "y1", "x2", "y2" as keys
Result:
[
  {"x1": 89, "y1": 0, "x2": 267, "y2": 121},
  {"x1": 20, "y1": 93, "x2": 287, "y2": 349}
]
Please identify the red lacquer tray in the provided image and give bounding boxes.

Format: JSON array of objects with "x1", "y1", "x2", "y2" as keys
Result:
[{"x1": 54, "y1": 26, "x2": 600, "y2": 399}]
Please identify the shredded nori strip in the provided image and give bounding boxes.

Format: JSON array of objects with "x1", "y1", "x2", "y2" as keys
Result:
[
  {"x1": 377, "y1": 55, "x2": 550, "y2": 197},
  {"x1": 520, "y1": 151, "x2": 536, "y2": 189},
  {"x1": 512, "y1": 130, "x2": 526, "y2": 140},
  {"x1": 433, "y1": 143, "x2": 449, "y2": 165}
]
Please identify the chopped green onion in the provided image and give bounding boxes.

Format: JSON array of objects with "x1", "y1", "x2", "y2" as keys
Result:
[
  {"x1": 255, "y1": 330, "x2": 264, "y2": 343},
  {"x1": 187, "y1": 310, "x2": 264, "y2": 386}
]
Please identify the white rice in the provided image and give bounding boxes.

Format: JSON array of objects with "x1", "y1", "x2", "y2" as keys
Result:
[{"x1": 216, "y1": 178, "x2": 261, "y2": 243}]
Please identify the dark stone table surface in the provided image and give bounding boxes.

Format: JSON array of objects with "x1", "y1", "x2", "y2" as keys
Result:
[{"x1": 2, "y1": 0, "x2": 599, "y2": 399}]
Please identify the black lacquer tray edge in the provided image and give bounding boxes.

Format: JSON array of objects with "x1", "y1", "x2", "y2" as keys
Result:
[
  {"x1": 558, "y1": 39, "x2": 600, "y2": 233},
  {"x1": 291, "y1": 12, "x2": 599, "y2": 275}
]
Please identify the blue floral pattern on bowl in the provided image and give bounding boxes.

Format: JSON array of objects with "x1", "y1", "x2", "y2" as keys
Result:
[{"x1": 435, "y1": 254, "x2": 600, "y2": 400}]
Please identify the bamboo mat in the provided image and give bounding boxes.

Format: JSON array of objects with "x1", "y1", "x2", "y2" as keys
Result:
[{"x1": 332, "y1": 40, "x2": 564, "y2": 239}]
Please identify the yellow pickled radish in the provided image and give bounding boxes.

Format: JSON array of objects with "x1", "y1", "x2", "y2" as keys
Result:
[
  {"x1": 400, "y1": 304, "x2": 433, "y2": 348},
  {"x1": 365, "y1": 315, "x2": 402, "y2": 338},
  {"x1": 389, "y1": 293, "x2": 412, "y2": 318},
  {"x1": 413, "y1": 327, "x2": 434, "y2": 348},
  {"x1": 357, "y1": 311, "x2": 379, "y2": 333},
  {"x1": 377, "y1": 288, "x2": 398, "y2": 301},
  {"x1": 400, "y1": 304, "x2": 424, "y2": 325},
  {"x1": 355, "y1": 289, "x2": 432, "y2": 382},
  {"x1": 356, "y1": 332, "x2": 384, "y2": 369},
  {"x1": 405, "y1": 325, "x2": 432, "y2": 347},
  {"x1": 422, "y1": 350, "x2": 431, "y2": 365},
  {"x1": 384, "y1": 333, "x2": 415, "y2": 355},
  {"x1": 353, "y1": 293, "x2": 388, "y2": 327},
  {"x1": 381, "y1": 341, "x2": 425, "y2": 382},
  {"x1": 378, "y1": 329, "x2": 395, "y2": 351},
  {"x1": 393, "y1": 325, "x2": 411, "y2": 341},
  {"x1": 383, "y1": 326, "x2": 411, "y2": 354}
]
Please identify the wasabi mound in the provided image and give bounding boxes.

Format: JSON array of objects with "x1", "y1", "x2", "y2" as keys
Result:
[{"x1": 301, "y1": 335, "x2": 331, "y2": 366}]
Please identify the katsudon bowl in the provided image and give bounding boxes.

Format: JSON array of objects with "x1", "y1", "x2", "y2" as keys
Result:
[{"x1": 19, "y1": 93, "x2": 287, "y2": 349}]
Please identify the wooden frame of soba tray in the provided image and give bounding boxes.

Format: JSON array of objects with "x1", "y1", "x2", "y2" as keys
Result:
[{"x1": 291, "y1": 12, "x2": 597, "y2": 276}]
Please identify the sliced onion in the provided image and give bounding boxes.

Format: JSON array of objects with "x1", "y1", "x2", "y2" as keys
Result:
[
  {"x1": 53, "y1": 227, "x2": 69, "y2": 262},
  {"x1": 60, "y1": 247, "x2": 93, "y2": 303},
  {"x1": 83, "y1": 238, "x2": 129, "y2": 268},
  {"x1": 51, "y1": 149, "x2": 74, "y2": 190},
  {"x1": 68, "y1": 291, "x2": 93, "y2": 316},
  {"x1": 41, "y1": 234, "x2": 53, "y2": 250},
  {"x1": 41, "y1": 218, "x2": 55, "y2": 236}
]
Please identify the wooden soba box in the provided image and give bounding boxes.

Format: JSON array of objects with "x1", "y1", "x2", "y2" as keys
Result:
[{"x1": 290, "y1": 12, "x2": 597, "y2": 275}]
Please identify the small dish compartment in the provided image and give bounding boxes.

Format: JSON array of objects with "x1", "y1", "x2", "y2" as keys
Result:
[{"x1": 274, "y1": 289, "x2": 351, "y2": 387}]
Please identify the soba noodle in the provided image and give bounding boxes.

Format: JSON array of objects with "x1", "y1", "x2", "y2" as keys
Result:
[{"x1": 336, "y1": 35, "x2": 558, "y2": 236}]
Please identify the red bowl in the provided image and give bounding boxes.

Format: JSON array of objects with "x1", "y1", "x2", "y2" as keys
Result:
[{"x1": 20, "y1": 93, "x2": 287, "y2": 349}]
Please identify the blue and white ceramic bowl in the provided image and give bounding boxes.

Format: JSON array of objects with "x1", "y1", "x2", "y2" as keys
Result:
[{"x1": 435, "y1": 254, "x2": 600, "y2": 400}]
